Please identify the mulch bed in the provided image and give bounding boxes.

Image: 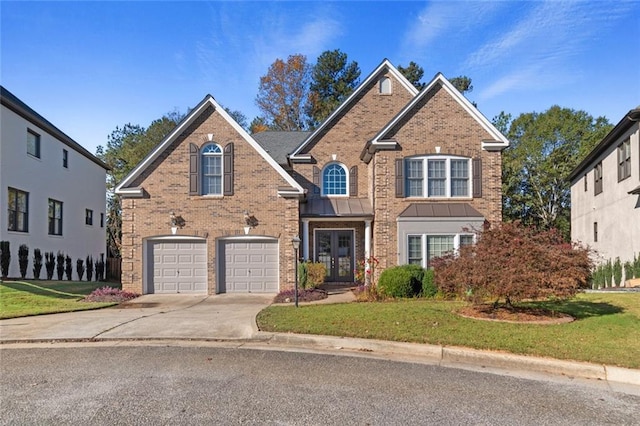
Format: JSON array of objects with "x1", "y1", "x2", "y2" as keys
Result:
[
  {"x1": 273, "y1": 288, "x2": 328, "y2": 304},
  {"x1": 458, "y1": 305, "x2": 574, "y2": 324}
]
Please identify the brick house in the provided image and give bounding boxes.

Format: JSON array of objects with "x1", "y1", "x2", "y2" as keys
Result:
[{"x1": 115, "y1": 59, "x2": 508, "y2": 294}]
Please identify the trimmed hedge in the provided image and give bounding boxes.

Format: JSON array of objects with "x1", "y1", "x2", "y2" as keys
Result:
[
  {"x1": 421, "y1": 269, "x2": 437, "y2": 298},
  {"x1": 378, "y1": 264, "x2": 424, "y2": 298}
]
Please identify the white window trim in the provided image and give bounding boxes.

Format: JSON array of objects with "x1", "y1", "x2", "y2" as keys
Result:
[
  {"x1": 406, "y1": 233, "x2": 476, "y2": 268},
  {"x1": 321, "y1": 162, "x2": 349, "y2": 197},
  {"x1": 406, "y1": 155, "x2": 472, "y2": 199},
  {"x1": 201, "y1": 143, "x2": 223, "y2": 196}
]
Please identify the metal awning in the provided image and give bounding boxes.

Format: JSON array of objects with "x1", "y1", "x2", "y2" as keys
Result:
[
  {"x1": 300, "y1": 198, "x2": 373, "y2": 218},
  {"x1": 398, "y1": 203, "x2": 483, "y2": 218}
]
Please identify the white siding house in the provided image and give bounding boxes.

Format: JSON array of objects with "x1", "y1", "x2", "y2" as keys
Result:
[
  {"x1": 569, "y1": 107, "x2": 640, "y2": 268},
  {"x1": 0, "y1": 86, "x2": 108, "y2": 279}
]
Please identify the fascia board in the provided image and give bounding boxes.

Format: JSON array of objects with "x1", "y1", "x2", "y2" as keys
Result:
[
  {"x1": 371, "y1": 73, "x2": 510, "y2": 148},
  {"x1": 289, "y1": 59, "x2": 419, "y2": 160},
  {"x1": 115, "y1": 95, "x2": 304, "y2": 195}
]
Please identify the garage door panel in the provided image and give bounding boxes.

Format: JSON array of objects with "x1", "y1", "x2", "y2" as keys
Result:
[
  {"x1": 222, "y1": 240, "x2": 279, "y2": 293},
  {"x1": 149, "y1": 241, "x2": 207, "y2": 294}
]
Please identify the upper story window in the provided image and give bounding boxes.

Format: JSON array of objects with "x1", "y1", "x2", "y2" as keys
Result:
[
  {"x1": 406, "y1": 156, "x2": 471, "y2": 198},
  {"x1": 85, "y1": 209, "x2": 93, "y2": 226},
  {"x1": 322, "y1": 163, "x2": 348, "y2": 196},
  {"x1": 379, "y1": 77, "x2": 391, "y2": 94},
  {"x1": 27, "y1": 129, "x2": 41, "y2": 158},
  {"x1": 7, "y1": 187, "x2": 29, "y2": 232},
  {"x1": 48, "y1": 199, "x2": 63, "y2": 236},
  {"x1": 201, "y1": 143, "x2": 222, "y2": 195},
  {"x1": 618, "y1": 138, "x2": 631, "y2": 181},
  {"x1": 63, "y1": 149, "x2": 69, "y2": 168},
  {"x1": 594, "y1": 161, "x2": 603, "y2": 195}
]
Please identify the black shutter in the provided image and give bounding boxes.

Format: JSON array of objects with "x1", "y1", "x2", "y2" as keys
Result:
[
  {"x1": 472, "y1": 157, "x2": 482, "y2": 198},
  {"x1": 189, "y1": 143, "x2": 199, "y2": 195},
  {"x1": 313, "y1": 166, "x2": 320, "y2": 194},
  {"x1": 349, "y1": 166, "x2": 358, "y2": 196},
  {"x1": 395, "y1": 158, "x2": 405, "y2": 198},
  {"x1": 223, "y1": 143, "x2": 234, "y2": 196}
]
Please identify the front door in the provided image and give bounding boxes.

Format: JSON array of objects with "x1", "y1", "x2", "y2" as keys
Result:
[{"x1": 315, "y1": 230, "x2": 354, "y2": 282}]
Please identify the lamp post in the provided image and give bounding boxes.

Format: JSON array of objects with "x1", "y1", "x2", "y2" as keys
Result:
[{"x1": 291, "y1": 235, "x2": 301, "y2": 308}]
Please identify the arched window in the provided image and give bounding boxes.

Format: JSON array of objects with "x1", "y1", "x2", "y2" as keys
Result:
[
  {"x1": 202, "y1": 143, "x2": 222, "y2": 195},
  {"x1": 322, "y1": 163, "x2": 348, "y2": 196},
  {"x1": 379, "y1": 76, "x2": 391, "y2": 94}
]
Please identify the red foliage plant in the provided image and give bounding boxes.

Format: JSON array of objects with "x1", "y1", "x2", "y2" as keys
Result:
[{"x1": 433, "y1": 222, "x2": 593, "y2": 307}]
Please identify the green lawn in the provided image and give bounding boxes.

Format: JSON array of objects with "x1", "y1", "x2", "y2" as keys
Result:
[
  {"x1": 257, "y1": 293, "x2": 640, "y2": 369},
  {"x1": 0, "y1": 280, "x2": 117, "y2": 319}
]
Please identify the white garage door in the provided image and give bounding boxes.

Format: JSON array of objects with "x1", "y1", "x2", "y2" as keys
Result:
[
  {"x1": 150, "y1": 241, "x2": 207, "y2": 294},
  {"x1": 222, "y1": 240, "x2": 279, "y2": 293}
]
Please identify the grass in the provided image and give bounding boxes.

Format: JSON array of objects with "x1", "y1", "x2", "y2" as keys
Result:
[
  {"x1": 257, "y1": 292, "x2": 640, "y2": 369},
  {"x1": 0, "y1": 280, "x2": 118, "y2": 319}
]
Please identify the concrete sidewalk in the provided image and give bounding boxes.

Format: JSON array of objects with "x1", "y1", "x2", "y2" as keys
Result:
[{"x1": 1, "y1": 290, "x2": 639, "y2": 393}]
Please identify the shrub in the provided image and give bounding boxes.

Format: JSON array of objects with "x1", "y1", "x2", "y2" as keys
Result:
[
  {"x1": 76, "y1": 258, "x2": 85, "y2": 281},
  {"x1": 45, "y1": 252, "x2": 55, "y2": 280},
  {"x1": 64, "y1": 255, "x2": 73, "y2": 280},
  {"x1": 613, "y1": 257, "x2": 622, "y2": 287},
  {"x1": 353, "y1": 283, "x2": 384, "y2": 302},
  {"x1": 421, "y1": 269, "x2": 437, "y2": 298},
  {"x1": 0, "y1": 241, "x2": 10, "y2": 279},
  {"x1": 306, "y1": 262, "x2": 327, "y2": 288},
  {"x1": 623, "y1": 260, "x2": 633, "y2": 284},
  {"x1": 86, "y1": 256, "x2": 94, "y2": 282},
  {"x1": 603, "y1": 260, "x2": 613, "y2": 288},
  {"x1": 634, "y1": 253, "x2": 640, "y2": 279},
  {"x1": 434, "y1": 222, "x2": 592, "y2": 307},
  {"x1": 18, "y1": 244, "x2": 29, "y2": 279},
  {"x1": 355, "y1": 256, "x2": 380, "y2": 286},
  {"x1": 56, "y1": 252, "x2": 65, "y2": 280},
  {"x1": 82, "y1": 286, "x2": 138, "y2": 303},
  {"x1": 378, "y1": 264, "x2": 424, "y2": 298},
  {"x1": 297, "y1": 261, "x2": 309, "y2": 289},
  {"x1": 95, "y1": 258, "x2": 105, "y2": 281},
  {"x1": 33, "y1": 249, "x2": 43, "y2": 280}
]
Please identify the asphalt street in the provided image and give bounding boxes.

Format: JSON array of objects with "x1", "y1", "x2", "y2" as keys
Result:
[{"x1": 2, "y1": 345, "x2": 639, "y2": 425}]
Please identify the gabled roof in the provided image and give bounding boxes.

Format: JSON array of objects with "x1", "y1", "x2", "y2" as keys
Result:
[
  {"x1": 289, "y1": 59, "x2": 419, "y2": 161},
  {"x1": 253, "y1": 131, "x2": 310, "y2": 167},
  {"x1": 115, "y1": 95, "x2": 305, "y2": 197},
  {"x1": 363, "y1": 73, "x2": 509, "y2": 161},
  {"x1": 1, "y1": 86, "x2": 109, "y2": 170},
  {"x1": 568, "y1": 107, "x2": 640, "y2": 183}
]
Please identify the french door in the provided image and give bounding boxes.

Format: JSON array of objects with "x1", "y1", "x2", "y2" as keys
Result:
[{"x1": 315, "y1": 230, "x2": 354, "y2": 282}]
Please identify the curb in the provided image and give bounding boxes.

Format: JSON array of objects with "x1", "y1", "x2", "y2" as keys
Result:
[{"x1": 263, "y1": 332, "x2": 640, "y2": 387}]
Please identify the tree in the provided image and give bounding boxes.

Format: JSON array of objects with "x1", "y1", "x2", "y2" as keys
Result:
[
  {"x1": 398, "y1": 61, "x2": 425, "y2": 90},
  {"x1": 307, "y1": 49, "x2": 361, "y2": 127},
  {"x1": 96, "y1": 111, "x2": 183, "y2": 257},
  {"x1": 223, "y1": 106, "x2": 247, "y2": 130},
  {"x1": 255, "y1": 54, "x2": 312, "y2": 131},
  {"x1": 434, "y1": 222, "x2": 593, "y2": 308},
  {"x1": 249, "y1": 116, "x2": 269, "y2": 134},
  {"x1": 448, "y1": 76, "x2": 473, "y2": 94},
  {"x1": 502, "y1": 106, "x2": 612, "y2": 239},
  {"x1": 398, "y1": 61, "x2": 474, "y2": 98}
]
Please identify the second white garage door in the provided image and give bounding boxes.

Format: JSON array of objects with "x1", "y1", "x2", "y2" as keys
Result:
[
  {"x1": 221, "y1": 240, "x2": 279, "y2": 293},
  {"x1": 150, "y1": 241, "x2": 207, "y2": 294}
]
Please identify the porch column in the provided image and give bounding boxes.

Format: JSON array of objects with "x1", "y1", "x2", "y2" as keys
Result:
[
  {"x1": 302, "y1": 219, "x2": 310, "y2": 261},
  {"x1": 364, "y1": 220, "x2": 372, "y2": 285}
]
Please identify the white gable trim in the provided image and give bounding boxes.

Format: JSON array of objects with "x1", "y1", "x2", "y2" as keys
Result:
[
  {"x1": 289, "y1": 59, "x2": 419, "y2": 160},
  {"x1": 115, "y1": 95, "x2": 304, "y2": 196},
  {"x1": 371, "y1": 73, "x2": 509, "y2": 149}
]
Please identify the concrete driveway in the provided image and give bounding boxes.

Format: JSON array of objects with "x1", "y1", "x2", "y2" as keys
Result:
[{"x1": 0, "y1": 294, "x2": 274, "y2": 342}]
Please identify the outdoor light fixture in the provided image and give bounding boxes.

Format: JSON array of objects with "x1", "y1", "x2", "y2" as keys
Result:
[{"x1": 291, "y1": 235, "x2": 301, "y2": 307}]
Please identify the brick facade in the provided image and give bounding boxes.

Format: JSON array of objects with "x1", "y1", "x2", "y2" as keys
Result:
[{"x1": 117, "y1": 61, "x2": 507, "y2": 294}]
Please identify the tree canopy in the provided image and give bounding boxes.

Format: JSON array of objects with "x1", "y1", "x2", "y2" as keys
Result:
[
  {"x1": 307, "y1": 49, "x2": 360, "y2": 127},
  {"x1": 397, "y1": 61, "x2": 425, "y2": 90},
  {"x1": 501, "y1": 106, "x2": 612, "y2": 239},
  {"x1": 255, "y1": 54, "x2": 312, "y2": 131},
  {"x1": 96, "y1": 111, "x2": 183, "y2": 256}
]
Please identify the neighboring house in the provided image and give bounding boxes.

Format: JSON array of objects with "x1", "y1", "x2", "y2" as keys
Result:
[
  {"x1": 569, "y1": 107, "x2": 640, "y2": 267},
  {"x1": 115, "y1": 59, "x2": 508, "y2": 295},
  {"x1": 0, "y1": 86, "x2": 108, "y2": 278}
]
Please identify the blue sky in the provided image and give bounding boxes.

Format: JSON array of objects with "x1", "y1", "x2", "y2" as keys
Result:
[{"x1": 2, "y1": 1, "x2": 639, "y2": 155}]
